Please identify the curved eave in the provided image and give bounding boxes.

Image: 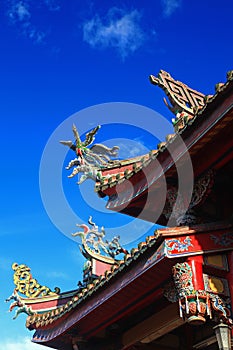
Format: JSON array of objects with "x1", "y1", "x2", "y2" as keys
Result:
[
  {"x1": 27, "y1": 231, "x2": 161, "y2": 332},
  {"x1": 30, "y1": 222, "x2": 233, "y2": 348},
  {"x1": 95, "y1": 77, "x2": 233, "y2": 224},
  {"x1": 82, "y1": 241, "x2": 119, "y2": 265},
  {"x1": 18, "y1": 290, "x2": 78, "y2": 313}
]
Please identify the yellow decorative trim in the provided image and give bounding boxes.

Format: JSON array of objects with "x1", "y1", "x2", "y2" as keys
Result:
[{"x1": 12, "y1": 263, "x2": 60, "y2": 298}]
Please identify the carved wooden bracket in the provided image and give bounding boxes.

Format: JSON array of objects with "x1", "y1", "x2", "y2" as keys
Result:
[{"x1": 163, "y1": 170, "x2": 214, "y2": 226}]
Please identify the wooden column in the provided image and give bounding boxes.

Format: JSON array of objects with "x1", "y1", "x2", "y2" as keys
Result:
[{"x1": 187, "y1": 255, "x2": 205, "y2": 290}]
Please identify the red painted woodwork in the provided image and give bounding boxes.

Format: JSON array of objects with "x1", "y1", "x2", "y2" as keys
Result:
[
  {"x1": 93, "y1": 259, "x2": 112, "y2": 276},
  {"x1": 187, "y1": 255, "x2": 204, "y2": 290}
]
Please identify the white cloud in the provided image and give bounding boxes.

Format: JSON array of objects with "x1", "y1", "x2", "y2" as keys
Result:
[
  {"x1": 43, "y1": 0, "x2": 60, "y2": 11},
  {"x1": 7, "y1": 1, "x2": 45, "y2": 44},
  {"x1": 102, "y1": 137, "x2": 149, "y2": 159},
  {"x1": 28, "y1": 28, "x2": 46, "y2": 43},
  {"x1": 1, "y1": 337, "x2": 45, "y2": 350},
  {"x1": 117, "y1": 141, "x2": 149, "y2": 159},
  {"x1": 83, "y1": 8, "x2": 145, "y2": 59},
  {"x1": 6, "y1": 0, "x2": 60, "y2": 43},
  {"x1": 161, "y1": 0, "x2": 182, "y2": 17},
  {"x1": 128, "y1": 145, "x2": 147, "y2": 158},
  {"x1": 8, "y1": 1, "x2": 31, "y2": 22}
]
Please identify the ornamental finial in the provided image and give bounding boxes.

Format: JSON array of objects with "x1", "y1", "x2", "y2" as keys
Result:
[
  {"x1": 150, "y1": 70, "x2": 206, "y2": 131},
  {"x1": 72, "y1": 216, "x2": 128, "y2": 260},
  {"x1": 11, "y1": 262, "x2": 60, "y2": 298},
  {"x1": 60, "y1": 124, "x2": 119, "y2": 184}
]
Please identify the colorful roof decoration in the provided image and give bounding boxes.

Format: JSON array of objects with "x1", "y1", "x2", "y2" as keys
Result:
[
  {"x1": 6, "y1": 69, "x2": 233, "y2": 350},
  {"x1": 150, "y1": 69, "x2": 233, "y2": 132},
  {"x1": 60, "y1": 123, "x2": 119, "y2": 184},
  {"x1": 150, "y1": 70, "x2": 206, "y2": 117},
  {"x1": 73, "y1": 216, "x2": 128, "y2": 261},
  {"x1": 93, "y1": 70, "x2": 233, "y2": 226},
  {"x1": 59, "y1": 71, "x2": 233, "y2": 226},
  {"x1": 6, "y1": 222, "x2": 233, "y2": 347},
  {"x1": 12, "y1": 262, "x2": 60, "y2": 298}
]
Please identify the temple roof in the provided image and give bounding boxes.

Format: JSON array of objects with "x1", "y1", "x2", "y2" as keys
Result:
[
  {"x1": 21, "y1": 221, "x2": 233, "y2": 347},
  {"x1": 10, "y1": 222, "x2": 232, "y2": 332},
  {"x1": 96, "y1": 70, "x2": 233, "y2": 194},
  {"x1": 25, "y1": 227, "x2": 161, "y2": 330},
  {"x1": 7, "y1": 69, "x2": 233, "y2": 349},
  {"x1": 93, "y1": 70, "x2": 233, "y2": 226}
]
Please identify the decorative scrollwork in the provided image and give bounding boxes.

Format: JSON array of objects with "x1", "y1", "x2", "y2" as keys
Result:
[
  {"x1": 166, "y1": 236, "x2": 193, "y2": 253},
  {"x1": 150, "y1": 70, "x2": 205, "y2": 116},
  {"x1": 12, "y1": 263, "x2": 60, "y2": 298},
  {"x1": 164, "y1": 169, "x2": 214, "y2": 226}
]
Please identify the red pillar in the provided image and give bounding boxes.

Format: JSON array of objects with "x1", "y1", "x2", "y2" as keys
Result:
[{"x1": 187, "y1": 255, "x2": 205, "y2": 290}]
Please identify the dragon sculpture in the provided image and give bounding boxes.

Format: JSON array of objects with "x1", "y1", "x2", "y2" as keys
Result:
[
  {"x1": 60, "y1": 124, "x2": 119, "y2": 184},
  {"x1": 6, "y1": 291, "x2": 34, "y2": 320},
  {"x1": 72, "y1": 216, "x2": 128, "y2": 258}
]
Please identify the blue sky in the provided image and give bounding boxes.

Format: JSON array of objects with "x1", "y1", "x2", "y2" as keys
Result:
[{"x1": 0, "y1": 0, "x2": 233, "y2": 348}]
